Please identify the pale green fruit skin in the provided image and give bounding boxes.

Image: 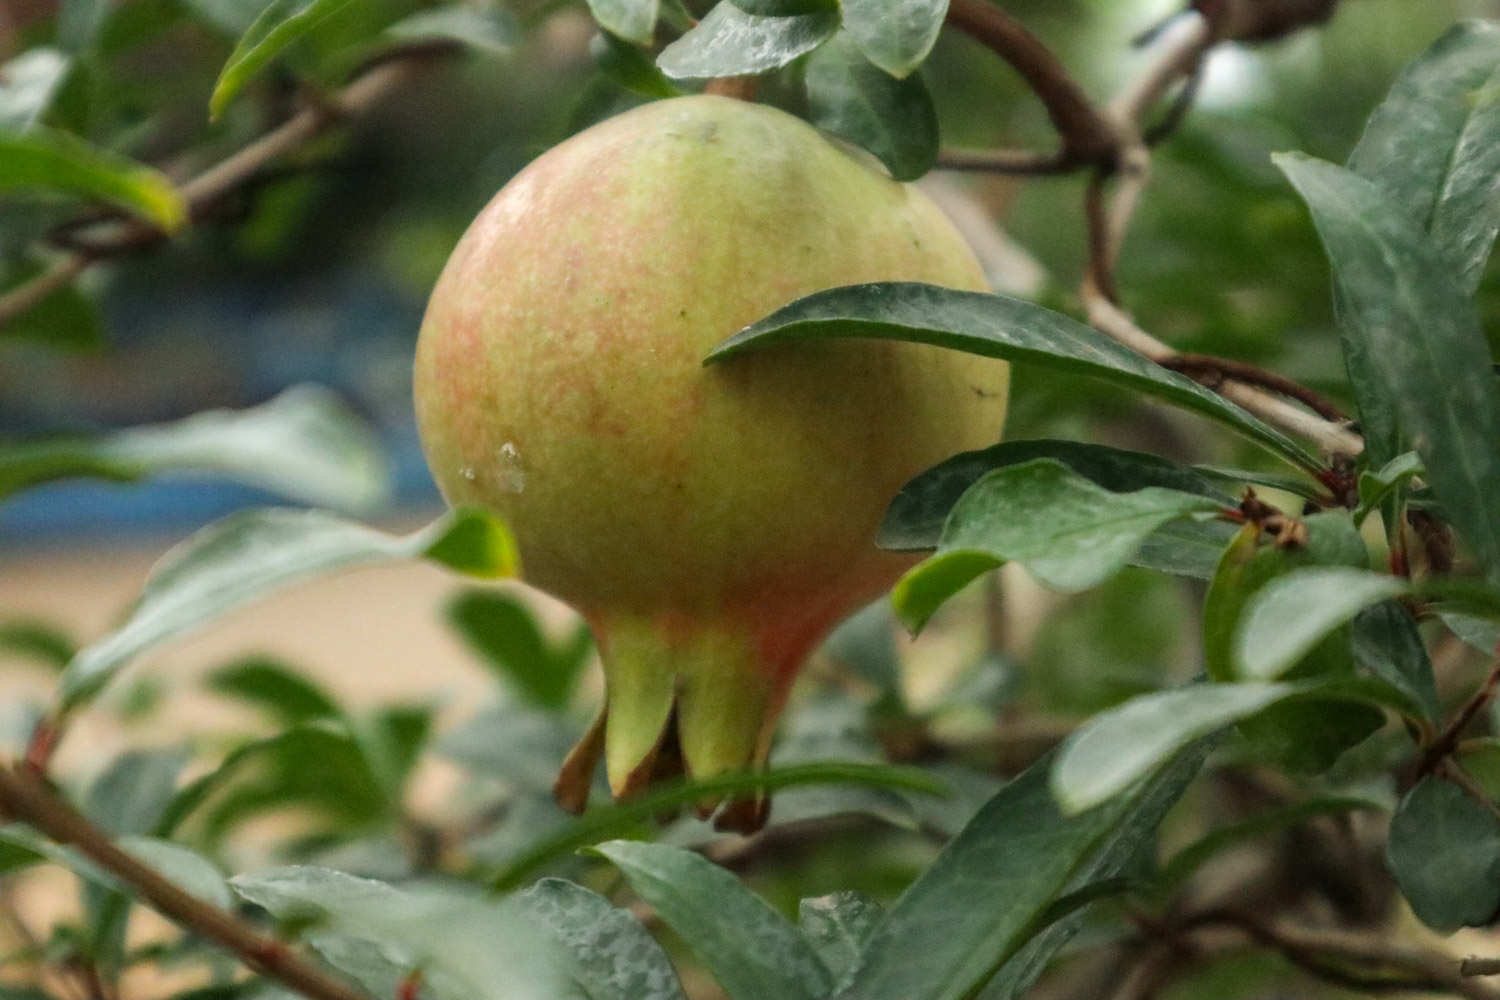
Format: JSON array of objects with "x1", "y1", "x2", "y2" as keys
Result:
[{"x1": 414, "y1": 95, "x2": 1007, "y2": 809}]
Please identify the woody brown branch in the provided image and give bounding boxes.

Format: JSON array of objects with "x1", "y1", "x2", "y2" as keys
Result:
[{"x1": 0, "y1": 763, "x2": 373, "y2": 1000}]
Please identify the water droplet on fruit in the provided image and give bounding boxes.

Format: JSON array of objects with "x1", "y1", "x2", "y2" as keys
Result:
[
  {"x1": 459, "y1": 465, "x2": 477, "y2": 482},
  {"x1": 499, "y1": 441, "x2": 526, "y2": 493}
]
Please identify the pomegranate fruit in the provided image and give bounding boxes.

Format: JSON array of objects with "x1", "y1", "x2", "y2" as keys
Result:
[{"x1": 413, "y1": 95, "x2": 1008, "y2": 830}]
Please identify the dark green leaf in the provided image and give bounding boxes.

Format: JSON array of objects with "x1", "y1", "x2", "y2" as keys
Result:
[
  {"x1": 209, "y1": 0, "x2": 357, "y2": 120},
  {"x1": 728, "y1": 0, "x2": 833, "y2": 17},
  {"x1": 584, "y1": 0, "x2": 657, "y2": 46},
  {"x1": 881, "y1": 439, "x2": 1230, "y2": 552},
  {"x1": 0, "y1": 48, "x2": 70, "y2": 130},
  {"x1": 805, "y1": 31, "x2": 937, "y2": 181},
  {"x1": 517, "y1": 879, "x2": 688, "y2": 1000},
  {"x1": 798, "y1": 891, "x2": 883, "y2": 983},
  {"x1": 656, "y1": 3, "x2": 838, "y2": 80},
  {"x1": 0, "y1": 385, "x2": 390, "y2": 509},
  {"x1": 592, "y1": 840, "x2": 833, "y2": 1000},
  {"x1": 708, "y1": 283, "x2": 1319, "y2": 469},
  {"x1": 1352, "y1": 602, "x2": 1439, "y2": 721},
  {"x1": 1277, "y1": 153, "x2": 1500, "y2": 584},
  {"x1": 59, "y1": 507, "x2": 517, "y2": 709},
  {"x1": 1354, "y1": 451, "x2": 1423, "y2": 524},
  {"x1": 1348, "y1": 20, "x2": 1500, "y2": 293},
  {"x1": 489, "y1": 762, "x2": 945, "y2": 889},
  {"x1": 230, "y1": 867, "x2": 578, "y2": 1000},
  {"x1": 838, "y1": 0, "x2": 945, "y2": 78},
  {"x1": 1193, "y1": 464, "x2": 1325, "y2": 502},
  {"x1": 835, "y1": 744, "x2": 1209, "y2": 1000},
  {"x1": 1234, "y1": 567, "x2": 1410, "y2": 681},
  {"x1": 591, "y1": 32, "x2": 682, "y2": 99},
  {"x1": 0, "y1": 128, "x2": 184, "y2": 230},
  {"x1": 0, "y1": 619, "x2": 75, "y2": 671},
  {"x1": 384, "y1": 4, "x2": 517, "y2": 52},
  {"x1": 207, "y1": 656, "x2": 340, "y2": 725},
  {"x1": 447, "y1": 590, "x2": 589, "y2": 710},
  {"x1": 1130, "y1": 519, "x2": 1237, "y2": 580},
  {"x1": 1387, "y1": 776, "x2": 1500, "y2": 930},
  {"x1": 892, "y1": 459, "x2": 1220, "y2": 632}
]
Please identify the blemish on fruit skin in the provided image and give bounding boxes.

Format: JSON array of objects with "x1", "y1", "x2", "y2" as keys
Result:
[{"x1": 498, "y1": 441, "x2": 526, "y2": 493}]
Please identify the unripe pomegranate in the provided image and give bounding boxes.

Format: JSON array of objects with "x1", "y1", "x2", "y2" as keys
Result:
[{"x1": 414, "y1": 95, "x2": 1007, "y2": 830}]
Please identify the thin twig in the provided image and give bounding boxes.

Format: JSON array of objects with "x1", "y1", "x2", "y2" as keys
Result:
[
  {"x1": 0, "y1": 764, "x2": 373, "y2": 1000},
  {"x1": 1420, "y1": 657, "x2": 1500, "y2": 777},
  {"x1": 1160, "y1": 353, "x2": 1347, "y2": 421},
  {"x1": 935, "y1": 147, "x2": 1076, "y2": 174},
  {"x1": 0, "y1": 46, "x2": 452, "y2": 332}
]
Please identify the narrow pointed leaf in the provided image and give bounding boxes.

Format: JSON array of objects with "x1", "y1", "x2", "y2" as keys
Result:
[
  {"x1": 209, "y1": 0, "x2": 357, "y2": 120},
  {"x1": 1234, "y1": 567, "x2": 1410, "y2": 681},
  {"x1": 1277, "y1": 154, "x2": 1500, "y2": 584},
  {"x1": 657, "y1": 3, "x2": 838, "y2": 80},
  {"x1": 59, "y1": 507, "x2": 517, "y2": 709},
  {"x1": 0, "y1": 128, "x2": 184, "y2": 230},
  {"x1": 592, "y1": 841, "x2": 833, "y2": 1000},
  {"x1": 709, "y1": 283, "x2": 1319, "y2": 469}
]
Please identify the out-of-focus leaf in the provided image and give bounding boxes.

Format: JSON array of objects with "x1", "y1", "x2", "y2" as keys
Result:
[
  {"x1": 385, "y1": 5, "x2": 518, "y2": 52},
  {"x1": 838, "y1": 0, "x2": 945, "y2": 78},
  {"x1": 447, "y1": 590, "x2": 590, "y2": 710},
  {"x1": 0, "y1": 619, "x2": 74, "y2": 671},
  {"x1": 799, "y1": 891, "x2": 883, "y2": 983},
  {"x1": 0, "y1": 257, "x2": 102, "y2": 349},
  {"x1": 116, "y1": 836, "x2": 232, "y2": 908},
  {"x1": 805, "y1": 32, "x2": 936, "y2": 181},
  {"x1": 1354, "y1": 451, "x2": 1424, "y2": 524},
  {"x1": 86, "y1": 748, "x2": 188, "y2": 835},
  {"x1": 891, "y1": 460, "x2": 1220, "y2": 632},
  {"x1": 1352, "y1": 602, "x2": 1439, "y2": 721},
  {"x1": 207, "y1": 656, "x2": 341, "y2": 725},
  {"x1": 657, "y1": 3, "x2": 838, "y2": 80},
  {"x1": 58, "y1": 0, "x2": 110, "y2": 51},
  {"x1": 1234, "y1": 567, "x2": 1410, "y2": 681},
  {"x1": 230, "y1": 867, "x2": 577, "y2": 1000},
  {"x1": 1278, "y1": 154, "x2": 1500, "y2": 585},
  {"x1": 592, "y1": 840, "x2": 833, "y2": 1000},
  {"x1": 881, "y1": 439, "x2": 1229, "y2": 552},
  {"x1": 834, "y1": 744, "x2": 1209, "y2": 1000},
  {"x1": 583, "y1": 0, "x2": 658, "y2": 46},
  {"x1": 823, "y1": 600, "x2": 903, "y2": 705},
  {"x1": 1348, "y1": 20, "x2": 1500, "y2": 294},
  {"x1": 708, "y1": 283, "x2": 1319, "y2": 469},
  {"x1": 591, "y1": 32, "x2": 681, "y2": 98},
  {"x1": 1442, "y1": 610, "x2": 1500, "y2": 654},
  {"x1": 0, "y1": 385, "x2": 390, "y2": 509},
  {"x1": 59, "y1": 507, "x2": 517, "y2": 709},
  {"x1": 440, "y1": 701, "x2": 585, "y2": 793},
  {"x1": 0, "y1": 128, "x2": 184, "y2": 230},
  {"x1": 1387, "y1": 776, "x2": 1500, "y2": 930},
  {"x1": 0, "y1": 49, "x2": 70, "y2": 130},
  {"x1": 209, "y1": 0, "x2": 357, "y2": 120},
  {"x1": 517, "y1": 879, "x2": 688, "y2": 1000},
  {"x1": 768, "y1": 693, "x2": 917, "y2": 829}
]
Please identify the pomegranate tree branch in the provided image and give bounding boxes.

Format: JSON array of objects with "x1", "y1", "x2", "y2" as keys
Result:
[
  {"x1": 0, "y1": 763, "x2": 373, "y2": 1000},
  {"x1": 0, "y1": 44, "x2": 454, "y2": 332}
]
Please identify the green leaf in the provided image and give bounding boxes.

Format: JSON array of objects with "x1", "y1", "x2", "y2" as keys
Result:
[
  {"x1": 1193, "y1": 464, "x2": 1326, "y2": 502},
  {"x1": 1277, "y1": 153, "x2": 1500, "y2": 585},
  {"x1": 591, "y1": 32, "x2": 682, "y2": 99},
  {"x1": 517, "y1": 879, "x2": 688, "y2": 1000},
  {"x1": 881, "y1": 439, "x2": 1229, "y2": 552},
  {"x1": 708, "y1": 283, "x2": 1319, "y2": 469},
  {"x1": 489, "y1": 762, "x2": 945, "y2": 890},
  {"x1": 209, "y1": 0, "x2": 357, "y2": 120},
  {"x1": 892, "y1": 460, "x2": 1220, "y2": 632},
  {"x1": 206, "y1": 656, "x2": 341, "y2": 724},
  {"x1": 230, "y1": 867, "x2": 580, "y2": 1000},
  {"x1": 1130, "y1": 519, "x2": 1237, "y2": 581},
  {"x1": 1354, "y1": 451, "x2": 1424, "y2": 525},
  {"x1": 805, "y1": 31, "x2": 936, "y2": 181},
  {"x1": 447, "y1": 590, "x2": 590, "y2": 710},
  {"x1": 1441, "y1": 610, "x2": 1500, "y2": 655},
  {"x1": 728, "y1": 0, "x2": 833, "y2": 17},
  {"x1": 656, "y1": 3, "x2": 838, "y2": 80},
  {"x1": 798, "y1": 891, "x2": 883, "y2": 983},
  {"x1": 1233, "y1": 567, "x2": 1410, "y2": 681},
  {"x1": 0, "y1": 618, "x2": 75, "y2": 671},
  {"x1": 440, "y1": 701, "x2": 586, "y2": 793},
  {"x1": 1348, "y1": 20, "x2": 1500, "y2": 294},
  {"x1": 0, "y1": 257, "x2": 102, "y2": 350},
  {"x1": 1352, "y1": 602, "x2": 1439, "y2": 721},
  {"x1": 0, "y1": 385, "x2": 390, "y2": 509},
  {"x1": 115, "y1": 836, "x2": 232, "y2": 908},
  {"x1": 838, "y1": 0, "x2": 945, "y2": 78},
  {"x1": 584, "y1": 0, "x2": 658, "y2": 46},
  {"x1": 86, "y1": 747, "x2": 188, "y2": 835},
  {"x1": 59, "y1": 507, "x2": 517, "y2": 709},
  {"x1": 0, "y1": 48, "x2": 71, "y2": 130},
  {"x1": 384, "y1": 4, "x2": 518, "y2": 53},
  {"x1": 57, "y1": 0, "x2": 110, "y2": 51},
  {"x1": 834, "y1": 744, "x2": 1209, "y2": 1000},
  {"x1": 1387, "y1": 776, "x2": 1500, "y2": 930},
  {"x1": 1157, "y1": 795, "x2": 1386, "y2": 893},
  {"x1": 0, "y1": 128, "x2": 184, "y2": 230},
  {"x1": 592, "y1": 840, "x2": 833, "y2": 1000}
]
